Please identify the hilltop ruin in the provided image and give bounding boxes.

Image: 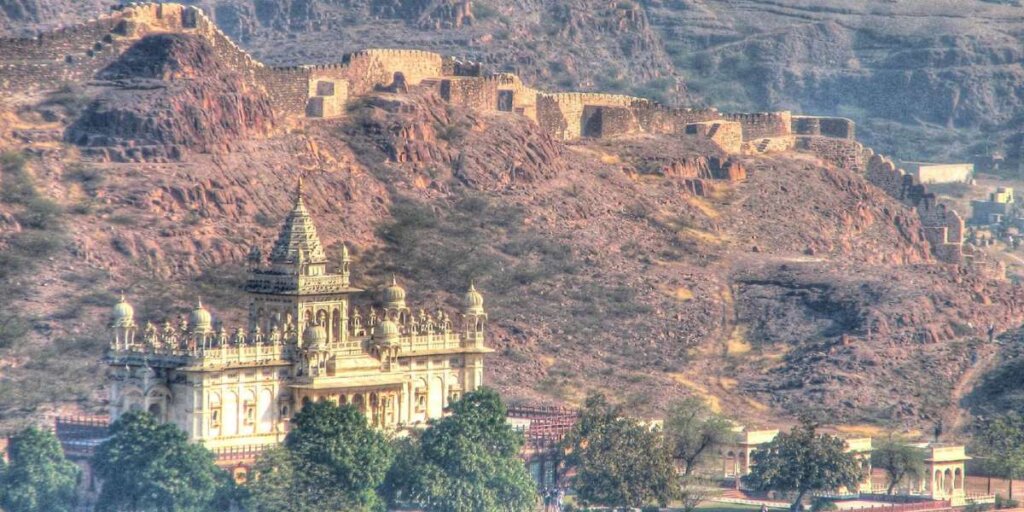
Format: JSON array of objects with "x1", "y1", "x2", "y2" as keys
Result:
[{"x1": 0, "y1": 2, "x2": 974, "y2": 267}]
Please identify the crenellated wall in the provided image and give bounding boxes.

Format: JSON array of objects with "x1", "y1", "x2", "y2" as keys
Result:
[
  {"x1": 723, "y1": 111, "x2": 793, "y2": 140},
  {"x1": 344, "y1": 49, "x2": 444, "y2": 95},
  {"x1": 863, "y1": 151, "x2": 964, "y2": 264},
  {"x1": 792, "y1": 116, "x2": 856, "y2": 140}
]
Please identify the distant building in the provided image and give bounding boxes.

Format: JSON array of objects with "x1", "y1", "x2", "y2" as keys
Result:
[
  {"x1": 903, "y1": 162, "x2": 974, "y2": 184},
  {"x1": 971, "y1": 187, "x2": 1014, "y2": 225},
  {"x1": 104, "y1": 179, "x2": 491, "y2": 460}
]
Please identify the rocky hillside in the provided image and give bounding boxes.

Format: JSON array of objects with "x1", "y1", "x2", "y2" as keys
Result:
[
  {"x1": 1, "y1": 23, "x2": 1024, "y2": 436},
  {"x1": 5, "y1": 0, "x2": 1024, "y2": 165}
]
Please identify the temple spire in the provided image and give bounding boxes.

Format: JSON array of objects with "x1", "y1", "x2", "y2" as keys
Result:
[{"x1": 269, "y1": 173, "x2": 327, "y2": 266}]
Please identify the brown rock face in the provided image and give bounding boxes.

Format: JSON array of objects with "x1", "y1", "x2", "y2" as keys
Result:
[{"x1": 65, "y1": 33, "x2": 275, "y2": 161}]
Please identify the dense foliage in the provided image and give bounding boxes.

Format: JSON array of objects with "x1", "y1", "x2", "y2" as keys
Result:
[
  {"x1": 561, "y1": 393, "x2": 675, "y2": 509},
  {"x1": 92, "y1": 411, "x2": 231, "y2": 512},
  {"x1": 743, "y1": 419, "x2": 863, "y2": 511},
  {"x1": 244, "y1": 401, "x2": 393, "y2": 512},
  {"x1": 381, "y1": 388, "x2": 537, "y2": 512},
  {"x1": 973, "y1": 413, "x2": 1024, "y2": 499},
  {"x1": 0, "y1": 427, "x2": 80, "y2": 512}
]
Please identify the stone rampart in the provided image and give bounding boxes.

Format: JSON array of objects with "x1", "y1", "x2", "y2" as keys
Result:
[
  {"x1": 865, "y1": 151, "x2": 964, "y2": 264},
  {"x1": 792, "y1": 116, "x2": 855, "y2": 140},
  {"x1": 345, "y1": 49, "x2": 444, "y2": 95},
  {"x1": 488, "y1": 73, "x2": 541, "y2": 121},
  {"x1": 795, "y1": 136, "x2": 865, "y2": 172},
  {"x1": 438, "y1": 76, "x2": 497, "y2": 113},
  {"x1": 723, "y1": 111, "x2": 793, "y2": 140},
  {"x1": 536, "y1": 92, "x2": 652, "y2": 140},
  {"x1": 686, "y1": 121, "x2": 742, "y2": 154}
]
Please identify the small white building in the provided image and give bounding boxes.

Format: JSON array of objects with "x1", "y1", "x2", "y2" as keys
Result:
[{"x1": 903, "y1": 162, "x2": 974, "y2": 184}]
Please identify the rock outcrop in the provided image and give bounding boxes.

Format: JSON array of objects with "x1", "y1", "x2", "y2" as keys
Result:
[{"x1": 65, "y1": 33, "x2": 275, "y2": 162}]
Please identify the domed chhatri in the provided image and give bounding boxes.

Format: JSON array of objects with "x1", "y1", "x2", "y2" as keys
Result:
[
  {"x1": 383, "y1": 275, "x2": 407, "y2": 310},
  {"x1": 374, "y1": 318, "x2": 401, "y2": 343},
  {"x1": 105, "y1": 178, "x2": 492, "y2": 453},
  {"x1": 302, "y1": 323, "x2": 328, "y2": 348},
  {"x1": 464, "y1": 282, "x2": 485, "y2": 315},
  {"x1": 112, "y1": 293, "x2": 135, "y2": 327},
  {"x1": 189, "y1": 298, "x2": 213, "y2": 333}
]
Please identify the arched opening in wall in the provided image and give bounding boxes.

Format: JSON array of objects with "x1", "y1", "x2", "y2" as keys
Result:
[
  {"x1": 123, "y1": 390, "x2": 144, "y2": 414},
  {"x1": 934, "y1": 470, "x2": 943, "y2": 495},
  {"x1": 389, "y1": 72, "x2": 408, "y2": 93},
  {"x1": 953, "y1": 468, "x2": 963, "y2": 491},
  {"x1": 331, "y1": 309, "x2": 342, "y2": 342},
  {"x1": 428, "y1": 376, "x2": 444, "y2": 419},
  {"x1": 944, "y1": 468, "x2": 953, "y2": 495},
  {"x1": 582, "y1": 107, "x2": 604, "y2": 138},
  {"x1": 148, "y1": 402, "x2": 163, "y2": 420},
  {"x1": 498, "y1": 90, "x2": 514, "y2": 112}
]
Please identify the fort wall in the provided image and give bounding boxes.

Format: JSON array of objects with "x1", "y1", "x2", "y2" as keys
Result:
[
  {"x1": 864, "y1": 151, "x2": 964, "y2": 264},
  {"x1": 438, "y1": 76, "x2": 498, "y2": 113},
  {"x1": 795, "y1": 136, "x2": 865, "y2": 172},
  {"x1": 345, "y1": 49, "x2": 444, "y2": 95},
  {"x1": 792, "y1": 116, "x2": 855, "y2": 140},
  {"x1": 723, "y1": 111, "x2": 793, "y2": 140}
]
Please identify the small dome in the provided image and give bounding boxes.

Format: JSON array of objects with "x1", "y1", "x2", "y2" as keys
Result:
[
  {"x1": 189, "y1": 298, "x2": 212, "y2": 333},
  {"x1": 303, "y1": 324, "x2": 328, "y2": 348},
  {"x1": 464, "y1": 283, "x2": 485, "y2": 315},
  {"x1": 112, "y1": 294, "x2": 135, "y2": 327},
  {"x1": 374, "y1": 319, "x2": 401, "y2": 342},
  {"x1": 383, "y1": 275, "x2": 407, "y2": 309}
]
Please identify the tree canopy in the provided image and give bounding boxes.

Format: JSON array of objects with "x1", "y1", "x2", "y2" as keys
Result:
[
  {"x1": 973, "y1": 413, "x2": 1024, "y2": 499},
  {"x1": 383, "y1": 388, "x2": 536, "y2": 512},
  {"x1": 872, "y1": 438, "x2": 926, "y2": 495},
  {"x1": 0, "y1": 427, "x2": 80, "y2": 512},
  {"x1": 561, "y1": 393, "x2": 675, "y2": 509},
  {"x1": 92, "y1": 411, "x2": 230, "y2": 512},
  {"x1": 243, "y1": 401, "x2": 393, "y2": 511},
  {"x1": 743, "y1": 419, "x2": 863, "y2": 511},
  {"x1": 664, "y1": 397, "x2": 733, "y2": 476}
]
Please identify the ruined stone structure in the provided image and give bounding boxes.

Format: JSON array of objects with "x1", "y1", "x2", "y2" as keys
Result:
[
  {"x1": 105, "y1": 180, "x2": 491, "y2": 456},
  {"x1": 971, "y1": 187, "x2": 1015, "y2": 226},
  {"x1": 0, "y1": 2, "x2": 973, "y2": 264}
]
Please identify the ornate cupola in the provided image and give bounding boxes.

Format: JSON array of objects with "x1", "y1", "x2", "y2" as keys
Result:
[
  {"x1": 463, "y1": 282, "x2": 486, "y2": 343},
  {"x1": 111, "y1": 293, "x2": 137, "y2": 349},
  {"x1": 112, "y1": 293, "x2": 135, "y2": 327},
  {"x1": 464, "y1": 282, "x2": 485, "y2": 316},
  {"x1": 383, "y1": 276, "x2": 407, "y2": 312},
  {"x1": 189, "y1": 298, "x2": 213, "y2": 334}
]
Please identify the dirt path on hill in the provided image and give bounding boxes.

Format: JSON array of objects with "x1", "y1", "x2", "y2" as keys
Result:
[{"x1": 942, "y1": 341, "x2": 1001, "y2": 437}]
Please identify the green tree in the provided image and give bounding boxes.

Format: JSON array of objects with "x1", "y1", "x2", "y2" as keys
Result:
[
  {"x1": 284, "y1": 401, "x2": 393, "y2": 511},
  {"x1": 240, "y1": 446, "x2": 309, "y2": 512},
  {"x1": 872, "y1": 438, "x2": 926, "y2": 495},
  {"x1": 743, "y1": 419, "x2": 863, "y2": 512},
  {"x1": 386, "y1": 388, "x2": 536, "y2": 512},
  {"x1": 973, "y1": 413, "x2": 1024, "y2": 500},
  {"x1": 664, "y1": 397, "x2": 732, "y2": 476},
  {"x1": 561, "y1": 393, "x2": 675, "y2": 509},
  {"x1": 92, "y1": 411, "x2": 229, "y2": 512},
  {"x1": 380, "y1": 435, "x2": 427, "y2": 508},
  {"x1": 0, "y1": 427, "x2": 80, "y2": 512}
]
